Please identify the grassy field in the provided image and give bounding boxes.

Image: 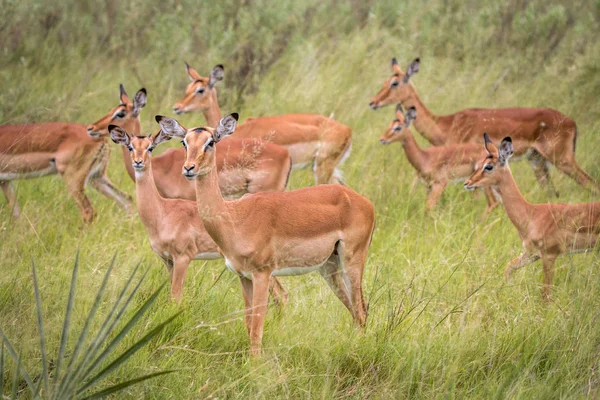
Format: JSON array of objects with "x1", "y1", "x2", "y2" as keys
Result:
[{"x1": 2, "y1": 0, "x2": 600, "y2": 398}]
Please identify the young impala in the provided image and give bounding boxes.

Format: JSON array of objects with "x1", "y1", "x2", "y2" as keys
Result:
[
  {"x1": 370, "y1": 58, "x2": 600, "y2": 196},
  {"x1": 464, "y1": 134, "x2": 600, "y2": 301},
  {"x1": 107, "y1": 125, "x2": 288, "y2": 303},
  {"x1": 87, "y1": 85, "x2": 292, "y2": 198},
  {"x1": 0, "y1": 121, "x2": 132, "y2": 222},
  {"x1": 157, "y1": 113, "x2": 375, "y2": 356},
  {"x1": 381, "y1": 105, "x2": 498, "y2": 216},
  {"x1": 172, "y1": 63, "x2": 352, "y2": 185}
]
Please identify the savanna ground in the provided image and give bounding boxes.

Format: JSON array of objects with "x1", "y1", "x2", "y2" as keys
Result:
[{"x1": 2, "y1": 0, "x2": 600, "y2": 398}]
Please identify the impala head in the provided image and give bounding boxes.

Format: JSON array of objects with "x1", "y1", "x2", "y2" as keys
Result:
[
  {"x1": 87, "y1": 85, "x2": 147, "y2": 137},
  {"x1": 369, "y1": 58, "x2": 420, "y2": 110},
  {"x1": 172, "y1": 63, "x2": 224, "y2": 115},
  {"x1": 464, "y1": 134, "x2": 514, "y2": 190},
  {"x1": 380, "y1": 104, "x2": 417, "y2": 145},
  {"x1": 108, "y1": 125, "x2": 171, "y2": 172},
  {"x1": 156, "y1": 113, "x2": 239, "y2": 180}
]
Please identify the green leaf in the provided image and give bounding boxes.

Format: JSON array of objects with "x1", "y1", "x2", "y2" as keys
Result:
[
  {"x1": 80, "y1": 370, "x2": 176, "y2": 400},
  {"x1": 0, "y1": 333, "x2": 34, "y2": 395},
  {"x1": 31, "y1": 260, "x2": 49, "y2": 397},
  {"x1": 77, "y1": 311, "x2": 181, "y2": 395}
]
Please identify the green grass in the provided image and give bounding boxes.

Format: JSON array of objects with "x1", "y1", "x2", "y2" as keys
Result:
[{"x1": 2, "y1": 0, "x2": 600, "y2": 398}]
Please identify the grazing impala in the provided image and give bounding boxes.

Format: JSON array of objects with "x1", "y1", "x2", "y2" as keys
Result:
[
  {"x1": 87, "y1": 85, "x2": 292, "y2": 198},
  {"x1": 370, "y1": 58, "x2": 600, "y2": 196},
  {"x1": 381, "y1": 105, "x2": 498, "y2": 215},
  {"x1": 465, "y1": 134, "x2": 600, "y2": 301},
  {"x1": 172, "y1": 63, "x2": 352, "y2": 185},
  {"x1": 157, "y1": 113, "x2": 375, "y2": 356},
  {"x1": 0, "y1": 120, "x2": 132, "y2": 222},
  {"x1": 107, "y1": 125, "x2": 288, "y2": 303}
]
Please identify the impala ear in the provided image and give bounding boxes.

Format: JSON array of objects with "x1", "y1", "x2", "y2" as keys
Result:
[
  {"x1": 132, "y1": 88, "x2": 147, "y2": 117},
  {"x1": 498, "y1": 137, "x2": 514, "y2": 165},
  {"x1": 109, "y1": 125, "x2": 130, "y2": 146},
  {"x1": 403, "y1": 58, "x2": 420, "y2": 83},
  {"x1": 119, "y1": 84, "x2": 130, "y2": 105},
  {"x1": 151, "y1": 129, "x2": 172, "y2": 148},
  {"x1": 214, "y1": 113, "x2": 239, "y2": 142},
  {"x1": 391, "y1": 57, "x2": 402, "y2": 75},
  {"x1": 404, "y1": 106, "x2": 417, "y2": 127},
  {"x1": 208, "y1": 64, "x2": 224, "y2": 89},
  {"x1": 185, "y1": 61, "x2": 201, "y2": 82},
  {"x1": 155, "y1": 115, "x2": 187, "y2": 138}
]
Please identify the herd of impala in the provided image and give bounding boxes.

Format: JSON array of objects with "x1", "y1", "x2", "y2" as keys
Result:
[{"x1": 1, "y1": 58, "x2": 599, "y2": 355}]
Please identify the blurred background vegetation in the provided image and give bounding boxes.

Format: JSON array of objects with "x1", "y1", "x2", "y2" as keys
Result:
[{"x1": 1, "y1": 0, "x2": 600, "y2": 398}]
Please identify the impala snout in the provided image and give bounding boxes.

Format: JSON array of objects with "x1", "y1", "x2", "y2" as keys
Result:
[
  {"x1": 464, "y1": 180, "x2": 476, "y2": 191},
  {"x1": 369, "y1": 101, "x2": 378, "y2": 110},
  {"x1": 133, "y1": 159, "x2": 145, "y2": 170},
  {"x1": 183, "y1": 164, "x2": 197, "y2": 180},
  {"x1": 379, "y1": 138, "x2": 389, "y2": 145},
  {"x1": 173, "y1": 104, "x2": 184, "y2": 115},
  {"x1": 87, "y1": 125, "x2": 101, "y2": 138}
]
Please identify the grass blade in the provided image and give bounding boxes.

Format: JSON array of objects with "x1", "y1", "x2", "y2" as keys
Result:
[
  {"x1": 10, "y1": 350, "x2": 21, "y2": 400},
  {"x1": 80, "y1": 370, "x2": 176, "y2": 400},
  {"x1": 52, "y1": 249, "x2": 79, "y2": 396},
  {"x1": 0, "y1": 332, "x2": 34, "y2": 394},
  {"x1": 77, "y1": 311, "x2": 181, "y2": 395},
  {"x1": 0, "y1": 341, "x2": 4, "y2": 397},
  {"x1": 57, "y1": 254, "x2": 117, "y2": 397},
  {"x1": 31, "y1": 260, "x2": 49, "y2": 397},
  {"x1": 79, "y1": 281, "x2": 167, "y2": 380}
]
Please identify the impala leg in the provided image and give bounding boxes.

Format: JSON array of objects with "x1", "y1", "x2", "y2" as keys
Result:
[
  {"x1": 541, "y1": 255, "x2": 557, "y2": 302},
  {"x1": 239, "y1": 276, "x2": 254, "y2": 336},
  {"x1": 313, "y1": 156, "x2": 337, "y2": 185},
  {"x1": 90, "y1": 175, "x2": 134, "y2": 214},
  {"x1": 504, "y1": 252, "x2": 540, "y2": 280},
  {"x1": 319, "y1": 255, "x2": 354, "y2": 317},
  {"x1": 425, "y1": 181, "x2": 447, "y2": 211},
  {"x1": 555, "y1": 160, "x2": 600, "y2": 196},
  {"x1": 268, "y1": 277, "x2": 289, "y2": 307},
  {"x1": 170, "y1": 256, "x2": 191, "y2": 302},
  {"x1": 528, "y1": 150, "x2": 559, "y2": 197},
  {"x1": 249, "y1": 272, "x2": 271, "y2": 356},
  {"x1": 480, "y1": 187, "x2": 500, "y2": 220},
  {"x1": 1, "y1": 181, "x2": 20, "y2": 218},
  {"x1": 62, "y1": 171, "x2": 95, "y2": 223}
]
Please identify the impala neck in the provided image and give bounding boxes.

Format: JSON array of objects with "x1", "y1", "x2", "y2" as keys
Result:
[
  {"x1": 401, "y1": 88, "x2": 445, "y2": 146},
  {"x1": 203, "y1": 90, "x2": 223, "y2": 128},
  {"x1": 134, "y1": 157, "x2": 164, "y2": 229},
  {"x1": 494, "y1": 167, "x2": 533, "y2": 234},
  {"x1": 193, "y1": 162, "x2": 234, "y2": 248},
  {"x1": 400, "y1": 130, "x2": 429, "y2": 173},
  {"x1": 120, "y1": 118, "x2": 142, "y2": 181}
]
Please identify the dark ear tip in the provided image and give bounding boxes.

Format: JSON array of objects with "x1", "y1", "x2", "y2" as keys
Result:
[
  {"x1": 503, "y1": 136, "x2": 512, "y2": 143},
  {"x1": 155, "y1": 115, "x2": 164, "y2": 123},
  {"x1": 409, "y1": 106, "x2": 417, "y2": 111},
  {"x1": 415, "y1": 57, "x2": 421, "y2": 63},
  {"x1": 230, "y1": 112, "x2": 239, "y2": 121},
  {"x1": 395, "y1": 103, "x2": 403, "y2": 112},
  {"x1": 139, "y1": 88, "x2": 147, "y2": 94},
  {"x1": 108, "y1": 124, "x2": 118, "y2": 132},
  {"x1": 216, "y1": 64, "x2": 224, "y2": 70},
  {"x1": 391, "y1": 57, "x2": 398, "y2": 65}
]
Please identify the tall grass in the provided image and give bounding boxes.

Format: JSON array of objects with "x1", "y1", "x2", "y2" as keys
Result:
[{"x1": 1, "y1": 0, "x2": 600, "y2": 398}]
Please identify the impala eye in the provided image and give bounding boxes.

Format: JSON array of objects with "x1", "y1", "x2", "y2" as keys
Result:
[
  {"x1": 127, "y1": 144, "x2": 134, "y2": 152},
  {"x1": 393, "y1": 125, "x2": 402, "y2": 132},
  {"x1": 196, "y1": 87, "x2": 205, "y2": 95},
  {"x1": 390, "y1": 81, "x2": 399, "y2": 87},
  {"x1": 116, "y1": 111, "x2": 126, "y2": 118},
  {"x1": 484, "y1": 164, "x2": 494, "y2": 172}
]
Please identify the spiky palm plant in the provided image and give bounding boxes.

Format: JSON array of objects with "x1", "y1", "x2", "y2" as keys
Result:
[{"x1": 0, "y1": 254, "x2": 179, "y2": 399}]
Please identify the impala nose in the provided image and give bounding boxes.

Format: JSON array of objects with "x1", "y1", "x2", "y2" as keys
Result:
[
  {"x1": 369, "y1": 102, "x2": 377, "y2": 110},
  {"x1": 379, "y1": 139, "x2": 388, "y2": 145},
  {"x1": 173, "y1": 105, "x2": 182, "y2": 115},
  {"x1": 133, "y1": 160, "x2": 143, "y2": 169}
]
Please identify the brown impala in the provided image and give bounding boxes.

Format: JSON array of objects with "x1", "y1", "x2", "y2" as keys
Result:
[
  {"x1": 465, "y1": 134, "x2": 600, "y2": 301},
  {"x1": 172, "y1": 63, "x2": 352, "y2": 185},
  {"x1": 157, "y1": 113, "x2": 375, "y2": 356},
  {"x1": 381, "y1": 105, "x2": 498, "y2": 216},
  {"x1": 0, "y1": 119, "x2": 132, "y2": 223},
  {"x1": 370, "y1": 58, "x2": 599, "y2": 196},
  {"x1": 87, "y1": 85, "x2": 292, "y2": 198},
  {"x1": 107, "y1": 124, "x2": 288, "y2": 304}
]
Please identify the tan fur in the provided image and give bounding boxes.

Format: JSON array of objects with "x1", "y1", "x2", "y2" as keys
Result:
[
  {"x1": 381, "y1": 106, "x2": 498, "y2": 216},
  {"x1": 370, "y1": 58, "x2": 599, "y2": 195},
  {"x1": 88, "y1": 86, "x2": 291, "y2": 198},
  {"x1": 109, "y1": 126, "x2": 288, "y2": 304},
  {"x1": 464, "y1": 136, "x2": 600, "y2": 301},
  {"x1": 172, "y1": 63, "x2": 352, "y2": 184},
  {"x1": 0, "y1": 122, "x2": 132, "y2": 222},
  {"x1": 158, "y1": 114, "x2": 375, "y2": 356}
]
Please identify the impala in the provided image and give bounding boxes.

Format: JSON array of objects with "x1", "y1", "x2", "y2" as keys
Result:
[
  {"x1": 464, "y1": 134, "x2": 600, "y2": 300},
  {"x1": 381, "y1": 105, "x2": 499, "y2": 215},
  {"x1": 107, "y1": 124, "x2": 288, "y2": 303},
  {"x1": 172, "y1": 63, "x2": 352, "y2": 185},
  {"x1": 370, "y1": 58, "x2": 600, "y2": 196},
  {"x1": 157, "y1": 113, "x2": 375, "y2": 356},
  {"x1": 0, "y1": 120, "x2": 132, "y2": 222},
  {"x1": 87, "y1": 85, "x2": 292, "y2": 198}
]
